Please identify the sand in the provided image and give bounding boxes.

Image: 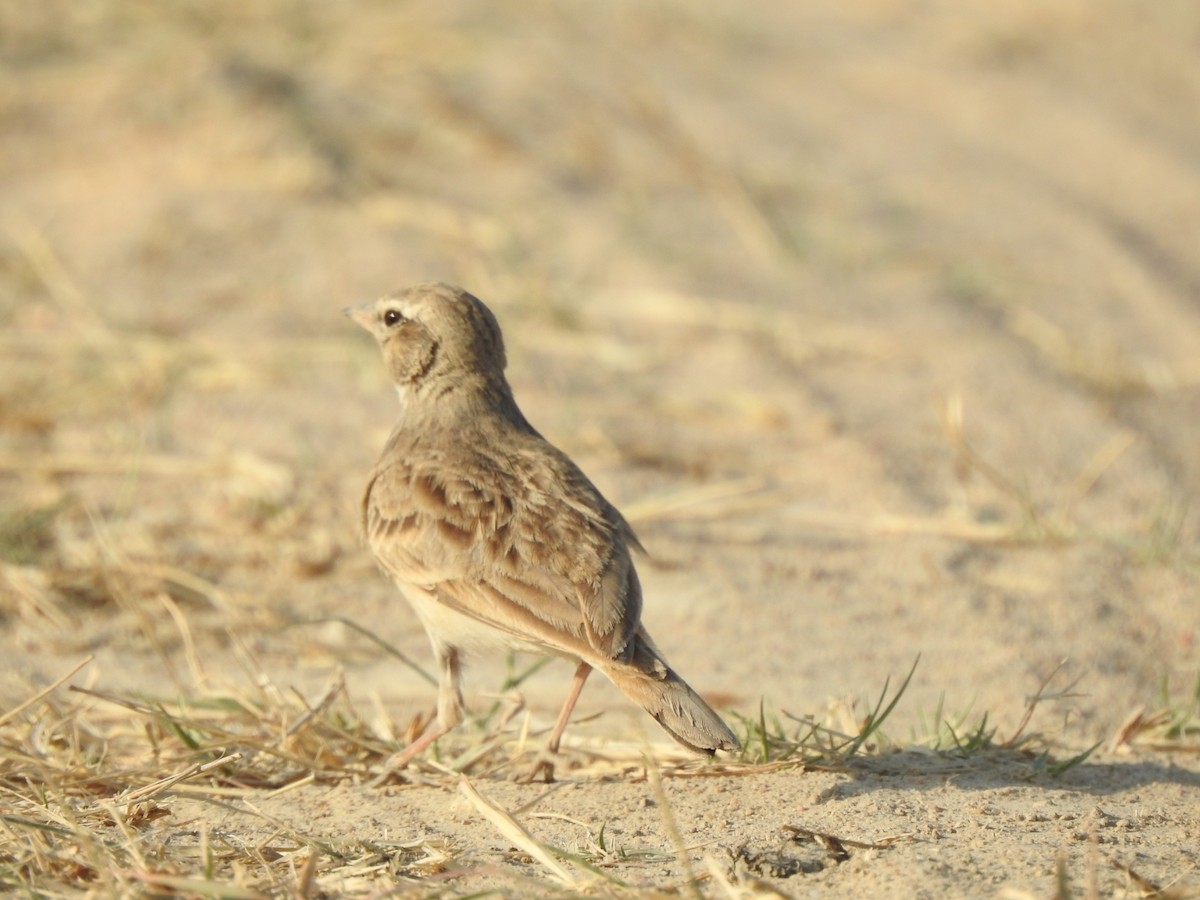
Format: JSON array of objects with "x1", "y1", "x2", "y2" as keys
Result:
[{"x1": 1, "y1": 1, "x2": 1198, "y2": 895}]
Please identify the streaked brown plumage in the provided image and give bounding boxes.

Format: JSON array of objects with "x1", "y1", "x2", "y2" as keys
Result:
[{"x1": 347, "y1": 282, "x2": 738, "y2": 780}]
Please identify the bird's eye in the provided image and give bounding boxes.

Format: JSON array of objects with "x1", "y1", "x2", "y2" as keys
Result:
[{"x1": 383, "y1": 309, "x2": 404, "y2": 327}]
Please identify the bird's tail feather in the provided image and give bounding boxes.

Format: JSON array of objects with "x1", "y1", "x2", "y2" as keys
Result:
[{"x1": 601, "y1": 635, "x2": 740, "y2": 754}]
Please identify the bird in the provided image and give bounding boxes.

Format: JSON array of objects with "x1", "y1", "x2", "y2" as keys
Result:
[{"x1": 346, "y1": 282, "x2": 739, "y2": 781}]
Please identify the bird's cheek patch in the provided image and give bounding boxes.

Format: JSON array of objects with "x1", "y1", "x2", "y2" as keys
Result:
[{"x1": 388, "y1": 323, "x2": 438, "y2": 384}]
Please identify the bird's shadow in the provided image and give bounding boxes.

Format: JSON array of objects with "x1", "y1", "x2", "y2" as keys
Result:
[{"x1": 814, "y1": 747, "x2": 1200, "y2": 802}]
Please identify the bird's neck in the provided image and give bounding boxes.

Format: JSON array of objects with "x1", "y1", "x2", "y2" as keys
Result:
[{"x1": 394, "y1": 374, "x2": 531, "y2": 434}]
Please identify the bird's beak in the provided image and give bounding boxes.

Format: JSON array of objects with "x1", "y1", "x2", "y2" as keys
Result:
[{"x1": 343, "y1": 303, "x2": 376, "y2": 332}]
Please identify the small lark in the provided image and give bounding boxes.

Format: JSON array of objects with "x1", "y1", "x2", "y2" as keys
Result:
[{"x1": 347, "y1": 282, "x2": 739, "y2": 781}]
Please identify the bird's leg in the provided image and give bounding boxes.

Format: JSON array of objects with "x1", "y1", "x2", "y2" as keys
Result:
[
  {"x1": 371, "y1": 647, "x2": 464, "y2": 785},
  {"x1": 518, "y1": 660, "x2": 593, "y2": 783},
  {"x1": 546, "y1": 661, "x2": 593, "y2": 754}
]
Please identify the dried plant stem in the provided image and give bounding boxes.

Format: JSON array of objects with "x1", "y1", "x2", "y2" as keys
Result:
[
  {"x1": 457, "y1": 777, "x2": 579, "y2": 888},
  {"x1": 0, "y1": 654, "x2": 93, "y2": 727},
  {"x1": 115, "y1": 752, "x2": 245, "y2": 806}
]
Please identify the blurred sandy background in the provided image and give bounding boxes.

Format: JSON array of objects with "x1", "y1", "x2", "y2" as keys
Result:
[{"x1": 3, "y1": 1, "x2": 1199, "y2": 895}]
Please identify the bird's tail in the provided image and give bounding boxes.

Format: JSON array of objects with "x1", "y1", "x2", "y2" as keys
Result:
[{"x1": 600, "y1": 632, "x2": 740, "y2": 754}]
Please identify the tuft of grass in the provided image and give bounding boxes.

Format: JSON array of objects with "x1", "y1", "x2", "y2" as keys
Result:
[
  {"x1": 733, "y1": 656, "x2": 919, "y2": 767},
  {"x1": 729, "y1": 657, "x2": 1101, "y2": 778},
  {"x1": 1109, "y1": 673, "x2": 1200, "y2": 754},
  {"x1": 910, "y1": 661, "x2": 1100, "y2": 776},
  {"x1": 0, "y1": 639, "x2": 1127, "y2": 896},
  {"x1": 0, "y1": 658, "x2": 465, "y2": 897}
]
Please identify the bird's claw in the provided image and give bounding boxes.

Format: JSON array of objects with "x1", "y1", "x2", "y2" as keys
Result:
[{"x1": 515, "y1": 754, "x2": 557, "y2": 784}]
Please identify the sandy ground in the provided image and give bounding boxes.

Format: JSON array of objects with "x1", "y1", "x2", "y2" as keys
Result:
[{"x1": 2, "y1": 1, "x2": 1199, "y2": 896}]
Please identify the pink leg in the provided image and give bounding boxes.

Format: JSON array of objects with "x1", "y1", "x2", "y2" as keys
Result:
[
  {"x1": 520, "y1": 661, "x2": 593, "y2": 783},
  {"x1": 372, "y1": 647, "x2": 464, "y2": 785},
  {"x1": 547, "y1": 661, "x2": 593, "y2": 753},
  {"x1": 384, "y1": 719, "x2": 453, "y2": 771}
]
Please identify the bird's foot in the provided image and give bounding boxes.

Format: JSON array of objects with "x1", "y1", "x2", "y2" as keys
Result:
[
  {"x1": 369, "y1": 722, "x2": 450, "y2": 787},
  {"x1": 514, "y1": 752, "x2": 558, "y2": 784},
  {"x1": 368, "y1": 747, "x2": 423, "y2": 787}
]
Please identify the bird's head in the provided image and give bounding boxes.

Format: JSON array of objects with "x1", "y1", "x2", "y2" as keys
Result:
[{"x1": 346, "y1": 282, "x2": 510, "y2": 403}]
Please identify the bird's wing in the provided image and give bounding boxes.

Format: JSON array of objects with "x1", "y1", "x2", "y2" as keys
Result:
[{"x1": 363, "y1": 444, "x2": 642, "y2": 662}]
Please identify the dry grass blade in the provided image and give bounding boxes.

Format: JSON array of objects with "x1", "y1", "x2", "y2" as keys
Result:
[
  {"x1": 1113, "y1": 860, "x2": 1158, "y2": 896},
  {"x1": 783, "y1": 824, "x2": 911, "y2": 853},
  {"x1": 782, "y1": 509, "x2": 1016, "y2": 543},
  {"x1": 457, "y1": 777, "x2": 580, "y2": 889},
  {"x1": 295, "y1": 847, "x2": 319, "y2": 899},
  {"x1": 0, "y1": 451, "x2": 292, "y2": 494},
  {"x1": 4, "y1": 215, "x2": 110, "y2": 342},
  {"x1": 593, "y1": 287, "x2": 894, "y2": 360},
  {"x1": 67, "y1": 684, "x2": 389, "y2": 785},
  {"x1": 1, "y1": 657, "x2": 471, "y2": 895},
  {"x1": 0, "y1": 654, "x2": 93, "y2": 727},
  {"x1": 1107, "y1": 676, "x2": 1200, "y2": 754},
  {"x1": 704, "y1": 855, "x2": 741, "y2": 900},
  {"x1": 125, "y1": 872, "x2": 269, "y2": 899},
  {"x1": 290, "y1": 616, "x2": 436, "y2": 686},
  {"x1": 623, "y1": 83, "x2": 786, "y2": 263},
  {"x1": 286, "y1": 676, "x2": 345, "y2": 737},
  {"x1": 1108, "y1": 706, "x2": 1156, "y2": 753},
  {"x1": 622, "y1": 476, "x2": 769, "y2": 525},
  {"x1": 115, "y1": 752, "x2": 244, "y2": 806},
  {"x1": 1059, "y1": 428, "x2": 1139, "y2": 520},
  {"x1": 704, "y1": 853, "x2": 792, "y2": 900},
  {"x1": 643, "y1": 749, "x2": 703, "y2": 899}
]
